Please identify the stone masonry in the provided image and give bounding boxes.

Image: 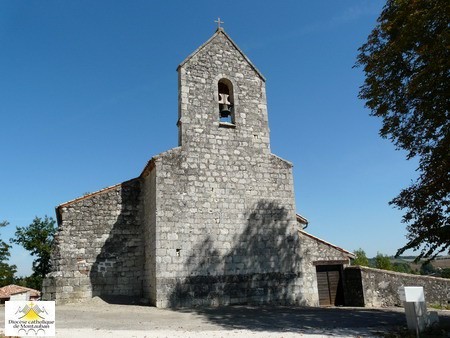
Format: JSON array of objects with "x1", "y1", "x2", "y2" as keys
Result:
[
  {"x1": 345, "y1": 266, "x2": 450, "y2": 307},
  {"x1": 43, "y1": 179, "x2": 144, "y2": 303},
  {"x1": 43, "y1": 28, "x2": 354, "y2": 307}
]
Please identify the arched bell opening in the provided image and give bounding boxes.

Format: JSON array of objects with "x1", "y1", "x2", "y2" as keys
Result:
[{"x1": 218, "y1": 78, "x2": 235, "y2": 124}]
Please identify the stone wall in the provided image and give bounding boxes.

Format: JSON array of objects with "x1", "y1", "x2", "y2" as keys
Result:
[
  {"x1": 141, "y1": 163, "x2": 157, "y2": 305},
  {"x1": 43, "y1": 179, "x2": 144, "y2": 304},
  {"x1": 345, "y1": 266, "x2": 450, "y2": 307},
  {"x1": 150, "y1": 148, "x2": 300, "y2": 307},
  {"x1": 344, "y1": 266, "x2": 365, "y2": 307}
]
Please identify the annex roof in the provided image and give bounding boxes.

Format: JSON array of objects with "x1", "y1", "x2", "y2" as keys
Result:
[
  {"x1": 299, "y1": 230, "x2": 355, "y2": 259},
  {"x1": 56, "y1": 178, "x2": 139, "y2": 210},
  {"x1": 0, "y1": 285, "x2": 40, "y2": 299},
  {"x1": 177, "y1": 28, "x2": 266, "y2": 82},
  {"x1": 296, "y1": 214, "x2": 309, "y2": 226}
]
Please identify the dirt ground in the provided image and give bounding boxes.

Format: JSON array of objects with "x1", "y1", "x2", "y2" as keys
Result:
[{"x1": 2, "y1": 298, "x2": 450, "y2": 337}]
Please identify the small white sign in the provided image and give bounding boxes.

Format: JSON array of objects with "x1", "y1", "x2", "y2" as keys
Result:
[
  {"x1": 5, "y1": 301, "x2": 55, "y2": 336},
  {"x1": 398, "y1": 286, "x2": 425, "y2": 302}
]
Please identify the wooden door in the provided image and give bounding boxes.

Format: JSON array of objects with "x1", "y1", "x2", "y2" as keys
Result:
[{"x1": 316, "y1": 265, "x2": 344, "y2": 306}]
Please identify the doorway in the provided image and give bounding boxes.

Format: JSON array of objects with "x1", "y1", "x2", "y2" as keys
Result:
[{"x1": 316, "y1": 264, "x2": 345, "y2": 306}]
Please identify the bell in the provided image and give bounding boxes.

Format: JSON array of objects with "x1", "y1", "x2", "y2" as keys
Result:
[
  {"x1": 220, "y1": 104, "x2": 231, "y2": 118},
  {"x1": 218, "y1": 93, "x2": 232, "y2": 118}
]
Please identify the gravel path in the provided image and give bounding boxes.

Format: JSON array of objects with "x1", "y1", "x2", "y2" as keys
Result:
[{"x1": 2, "y1": 298, "x2": 450, "y2": 337}]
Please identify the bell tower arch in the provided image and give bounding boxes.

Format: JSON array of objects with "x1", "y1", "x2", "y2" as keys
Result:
[{"x1": 217, "y1": 78, "x2": 235, "y2": 125}]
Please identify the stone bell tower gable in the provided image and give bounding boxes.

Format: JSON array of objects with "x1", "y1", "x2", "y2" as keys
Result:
[
  {"x1": 149, "y1": 29, "x2": 302, "y2": 307},
  {"x1": 177, "y1": 29, "x2": 270, "y2": 153}
]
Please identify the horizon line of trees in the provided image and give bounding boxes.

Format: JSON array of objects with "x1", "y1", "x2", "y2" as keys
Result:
[{"x1": 352, "y1": 248, "x2": 450, "y2": 278}]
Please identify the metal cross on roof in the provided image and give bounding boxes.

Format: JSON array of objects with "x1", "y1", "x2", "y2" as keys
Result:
[{"x1": 214, "y1": 17, "x2": 224, "y2": 29}]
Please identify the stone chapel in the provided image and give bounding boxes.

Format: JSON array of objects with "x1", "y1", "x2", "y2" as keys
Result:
[{"x1": 43, "y1": 28, "x2": 354, "y2": 307}]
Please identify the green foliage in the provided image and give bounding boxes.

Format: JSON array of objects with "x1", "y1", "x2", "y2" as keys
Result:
[
  {"x1": 375, "y1": 252, "x2": 393, "y2": 271},
  {"x1": 352, "y1": 248, "x2": 370, "y2": 266},
  {"x1": 392, "y1": 262, "x2": 413, "y2": 274},
  {"x1": 0, "y1": 221, "x2": 17, "y2": 287},
  {"x1": 13, "y1": 275, "x2": 42, "y2": 290},
  {"x1": 420, "y1": 261, "x2": 436, "y2": 275},
  {"x1": 429, "y1": 303, "x2": 450, "y2": 310},
  {"x1": 441, "y1": 268, "x2": 450, "y2": 278},
  {"x1": 356, "y1": 0, "x2": 450, "y2": 260},
  {"x1": 0, "y1": 221, "x2": 12, "y2": 262},
  {"x1": 0, "y1": 262, "x2": 16, "y2": 287},
  {"x1": 17, "y1": 275, "x2": 43, "y2": 291},
  {"x1": 11, "y1": 216, "x2": 56, "y2": 289},
  {"x1": 13, "y1": 276, "x2": 27, "y2": 287}
]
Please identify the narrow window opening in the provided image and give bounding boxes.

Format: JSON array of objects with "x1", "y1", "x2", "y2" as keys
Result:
[{"x1": 218, "y1": 79, "x2": 235, "y2": 125}]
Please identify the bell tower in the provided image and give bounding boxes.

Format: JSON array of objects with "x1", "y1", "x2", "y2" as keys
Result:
[
  {"x1": 176, "y1": 28, "x2": 271, "y2": 154},
  {"x1": 146, "y1": 27, "x2": 300, "y2": 307}
]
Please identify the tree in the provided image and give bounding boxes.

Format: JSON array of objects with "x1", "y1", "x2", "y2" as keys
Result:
[
  {"x1": 15, "y1": 275, "x2": 43, "y2": 291},
  {"x1": 375, "y1": 252, "x2": 393, "y2": 270},
  {"x1": 392, "y1": 261, "x2": 413, "y2": 274},
  {"x1": 11, "y1": 216, "x2": 56, "y2": 290},
  {"x1": 441, "y1": 268, "x2": 450, "y2": 278},
  {"x1": 420, "y1": 261, "x2": 436, "y2": 275},
  {"x1": 356, "y1": 0, "x2": 450, "y2": 260},
  {"x1": 0, "y1": 221, "x2": 17, "y2": 286},
  {"x1": 352, "y1": 248, "x2": 370, "y2": 266}
]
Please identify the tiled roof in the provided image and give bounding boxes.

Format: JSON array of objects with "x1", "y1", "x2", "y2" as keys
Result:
[{"x1": 0, "y1": 284, "x2": 40, "y2": 299}]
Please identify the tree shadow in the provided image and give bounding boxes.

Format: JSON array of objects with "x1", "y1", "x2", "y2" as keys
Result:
[
  {"x1": 171, "y1": 305, "x2": 409, "y2": 335},
  {"x1": 88, "y1": 179, "x2": 145, "y2": 305},
  {"x1": 167, "y1": 200, "x2": 302, "y2": 307}
]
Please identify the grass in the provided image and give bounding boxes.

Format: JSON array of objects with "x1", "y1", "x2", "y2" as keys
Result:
[{"x1": 429, "y1": 303, "x2": 450, "y2": 311}]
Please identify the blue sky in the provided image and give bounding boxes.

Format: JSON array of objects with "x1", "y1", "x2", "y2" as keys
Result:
[{"x1": 1, "y1": 0, "x2": 419, "y2": 276}]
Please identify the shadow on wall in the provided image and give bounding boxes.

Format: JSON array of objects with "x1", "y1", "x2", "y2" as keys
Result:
[
  {"x1": 89, "y1": 180, "x2": 145, "y2": 305},
  {"x1": 168, "y1": 200, "x2": 302, "y2": 307}
]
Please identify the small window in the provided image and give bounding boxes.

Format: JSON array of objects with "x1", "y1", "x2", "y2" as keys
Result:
[{"x1": 218, "y1": 79, "x2": 235, "y2": 125}]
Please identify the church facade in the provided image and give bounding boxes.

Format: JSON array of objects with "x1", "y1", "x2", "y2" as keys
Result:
[{"x1": 43, "y1": 28, "x2": 353, "y2": 307}]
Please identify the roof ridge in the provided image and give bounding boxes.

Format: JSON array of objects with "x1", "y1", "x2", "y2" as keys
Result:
[
  {"x1": 0, "y1": 284, "x2": 40, "y2": 298},
  {"x1": 177, "y1": 29, "x2": 265, "y2": 81},
  {"x1": 57, "y1": 177, "x2": 139, "y2": 209},
  {"x1": 298, "y1": 229, "x2": 355, "y2": 258}
]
